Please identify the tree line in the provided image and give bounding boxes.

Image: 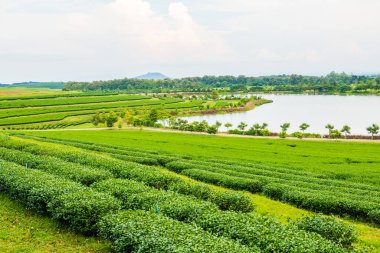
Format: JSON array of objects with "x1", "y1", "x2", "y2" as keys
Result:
[
  {"x1": 91, "y1": 110, "x2": 379, "y2": 139},
  {"x1": 63, "y1": 72, "x2": 380, "y2": 93}
]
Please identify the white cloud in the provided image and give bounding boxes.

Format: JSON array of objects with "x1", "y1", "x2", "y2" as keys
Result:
[
  {"x1": 0, "y1": 0, "x2": 232, "y2": 82},
  {"x1": 0, "y1": 0, "x2": 379, "y2": 82}
]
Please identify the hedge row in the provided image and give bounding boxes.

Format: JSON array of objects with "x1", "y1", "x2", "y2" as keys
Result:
[
  {"x1": 167, "y1": 161, "x2": 380, "y2": 223},
  {"x1": 0, "y1": 160, "x2": 121, "y2": 234},
  {"x1": 175, "y1": 161, "x2": 380, "y2": 202},
  {"x1": 169, "y1": 160, "x2": 380, "y2": 196},
  {"x1": 93, "y1": 179, "x2": 347, "y2": 253},
  {"x1": 91, "y1": 179, "x2": 219, "y2": 221},
  {"x1": 263, "y1": 183, "x2": 379, "y2": 224},
  {"x1": 202, "y1": 158, "x2": 328, "y2": 179},
  {"x1": 0, "y1": 147, "x2": 113, "y2": 185},
  {"x1": 209, "y1": 160, "x2": 380, "y2": 193},
  {"x1": 99, "y1": 210, "x2": 253, "y2": 253},
  {"x1": 0, "y1": 160, "x2": 254, "y2": 251},
  {"x1": 17, "y1": 135, "x2": 181, "y2": 166},
  {"x1": 1, "y1": 138, "x2": 253, "y2": 212},
  {"x1": 181, "y1": 169, "x2": 263, "y2": 193}
]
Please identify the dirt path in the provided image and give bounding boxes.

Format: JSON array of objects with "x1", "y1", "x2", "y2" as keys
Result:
[{"x1": 17, "y1": 126, "x2": 380, "y2": 143}]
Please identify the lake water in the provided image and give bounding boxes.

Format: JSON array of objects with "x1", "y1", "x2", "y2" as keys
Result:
[{"x1": 180, "y1": 95, "x2": 380, "y2": 135}]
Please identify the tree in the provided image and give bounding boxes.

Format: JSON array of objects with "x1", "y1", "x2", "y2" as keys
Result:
[
  {"x1": 238, "y1": 122, "x2": 248, "y2": 131},
  {"x1": 211, "y1": 90, "x2": 220, "y2": 100},
  {"x1": 330, "y1": 129, "x2": 342, "y2": 140},
  {"x1": 367, "y1": 124, "x2": 379, "y2": 139},
  {"x1": 106, "y1": 112, "x2": 119, "y2": 128},
  {"x1": 341, "y1": 125, "x2": 351, "y2": 139},
  {"x1": 280, "y1": 123, "x2": 290, "y2": 133},
  {"x1": 252, "y1": 123, "x2": 261, "y2": 131},
  {"x1": 92, "y1": 113, "x2": 100, "y2": 127},
  {"x1": 224, "y1": 122, "x2": 233, "y2": 131},
  {"x1": 148, "y1": 109, "x2": 159, "y2": 122},
  {"x1": 215, "y1": 121, "x2": 222, "y2": 129},
  {"x1": 325, "y1": 124, "x2": 334, "y2": 138},
  {"x1": 279, "y1": 123, "x2": 290, "y2": 138},
  {"x1": 146, "y1": 109, "x2": 159, "y2": 126},
  {"x1": 299, "y1": 123, "x2": 310, "y2": 133}
]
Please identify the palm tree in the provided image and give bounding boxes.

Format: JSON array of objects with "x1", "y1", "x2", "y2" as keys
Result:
[
  {"x1": 367, "y1": 124, "x2": 379, "y2": 140},
  {"x1": 341, "y1": 125, "x2": 351, "y2": 139},
  {"x1": 224, "y1": 122, "x2": 233, "y2": 131},
  {"x1": 238, "y1": 122, "x2": 248, "y2": 132},
  {"x1": 299, "y1": 123, "x2": 310, "y2": 133},
  {"x1": 280, "y1": 123, "x2": 290, "y2": 139},
  {"x1": 325, "y1": 124, "x2": 334, "y2": 138},
  {"x1": 215, "y1": 121, "x2": 222, "y2": 131}
]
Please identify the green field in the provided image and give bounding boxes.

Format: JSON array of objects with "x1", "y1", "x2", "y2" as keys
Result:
[
  {"x1": 0, "y1": 90, "x2": 206, "y2": 128},
  {"x1": 27, "y1": 129, "x2": 380, "y2": 186},
  {"x1": 0, "y1": 87, "x2": 64, "y2": 97}
]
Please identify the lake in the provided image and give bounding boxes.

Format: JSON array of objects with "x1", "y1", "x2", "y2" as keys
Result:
[{"x1": 180, "y1": 94, "x2": 380, "y2": 135}]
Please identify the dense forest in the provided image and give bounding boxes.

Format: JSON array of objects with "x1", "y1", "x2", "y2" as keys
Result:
[{"x1": 63, "y1": 72, "x2": 380, "y2": 94}]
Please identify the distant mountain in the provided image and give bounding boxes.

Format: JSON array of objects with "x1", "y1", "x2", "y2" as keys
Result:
[{"x1": 135, "y1": 72, "x2": 168, "y2": 80}]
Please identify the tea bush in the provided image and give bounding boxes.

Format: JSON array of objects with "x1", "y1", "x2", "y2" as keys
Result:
[{"x1": 293, "y1": 214, "x2": 358, "y2": 247}]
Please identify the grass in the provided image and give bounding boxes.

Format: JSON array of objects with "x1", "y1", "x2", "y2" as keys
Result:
[
  {"x1": 0, "y1": 87, "x2": 63, "y2": 97},
  {"x1": 25, "y1": 129, "x2": 380, "y2": 186},
  {"x1": 0, "y1": 98, "x2": 188, "y2": 127},
  {"x1": 0, "y1": 192, "x2": 110, "y2": 253},
  {"x1": 0, "y1": 94, "x2": 150, "y2": 109}
]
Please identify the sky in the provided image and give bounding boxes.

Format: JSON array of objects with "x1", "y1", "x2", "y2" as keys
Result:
[{"x1": 0, "y1": 0, "x2": 379, "y2": 83}]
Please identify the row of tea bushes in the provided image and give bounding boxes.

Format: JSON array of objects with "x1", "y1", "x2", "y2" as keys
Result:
[
  {"x1": 0, "y1": 160, "x2": 252, "y2": 251},
  {"x1": 1, "y1": 138, "x2": 253, "y2": 212},
  {"x1": 0, "y1": 159, "x2": 120, "y2": 234},
  {"x1": 0, "y1": 147, "x2": 112, "y2": 185},
  {"x1": 18, "y1": 135, "x2": 181, "y2": 166},
  {"x1": 293, "y1": 214, "x2": 358, "y2": 248},
  {"x1": 166, "y1": 160, "x2": 380, "y2": 224},
  {"x1": 92, "y1": 179, "x2": 349, "y2": 253},
  {"x1": 263, "y1": 183, "x2": 379, "y2": 224},
  {"x1": 99, "y1": 210, "x2": 254, "y2": 253},
  {"x1": 176, "y1": 162, "x2": 380, "y2": 202},
  {"x1": 169, "y1": 160, "x2": 380, "y2": 195}
]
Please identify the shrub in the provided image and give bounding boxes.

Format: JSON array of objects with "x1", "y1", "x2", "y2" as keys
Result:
[
  {"x1": 368, "y1": 209, "x2": 380, "y2": 225},
  {"x1": 182, "y1": 169, "x2": 262, "y2": 192},
  {"x1": 0, "y1": 160, "x2": 83, "y2": 213},
  {"x1": 99, "y1": 210, "x2": 253, "y2": 253},
  {"x1": 91, "y1": 178, "x2": 218, "y2": 222},
  {"x1": 48, "y1": 190, "x2": 121, "y2": 234},
  {"x1": 167, "y1": 180, "x2": 254, "y2": 212},
  {"x1": 293, "y1": 214, "x2": 358, "y2": 247},
  {"x1": 194, "y1": 211, "x2": 346, "y2": 253},
  {"x1": 0, "y1": 147, "x2": 113, "y2": 186},
  {"x1": 213, "y1": 191, "x2": 254, "y2": 213}
]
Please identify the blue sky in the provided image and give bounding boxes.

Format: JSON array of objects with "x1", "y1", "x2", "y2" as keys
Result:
[{"x1": 0, "y1": 0, "x2": 379, "y2": 83}]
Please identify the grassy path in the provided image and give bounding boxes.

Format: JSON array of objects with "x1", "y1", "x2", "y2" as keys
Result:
[{"x1": 0, "y1": 193, "x2": 110, "y2": 253}]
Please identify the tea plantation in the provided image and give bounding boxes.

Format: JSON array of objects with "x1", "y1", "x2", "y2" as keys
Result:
[{"x1": 0, "y1": 131, "x2": 378, "y2": 252}]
